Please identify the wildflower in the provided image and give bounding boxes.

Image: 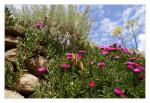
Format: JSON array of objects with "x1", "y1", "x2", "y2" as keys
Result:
[
  {"x1": 79, "y1": 50, "x2": 87, "y2": 54},
  {"x1": 133, "y1": 66, "x2": 144, "y2": 73},
  {"x1": 37, "y1": 67, "x2": 48, "y2": 75},
  {"x1": 138, "y1": 74, "x2": 145, "y2": 80},
  {"x1": 61, "y1": 63, "x2": 71, "y2": 70},
  {"x1": 66, "y1": 53, "x2": 73, "y2": 60},
  {"x1": 77, "y1": 54, "x2": 83, "y2": 60},
  {"x1": 98, "y1": 62, "x2": 106, "y2": 68},
  {"x1": 114, "y1": 87, "x2": 126, "y2": 97},
  {"x1": 127, "y1": 65, "x2": 134, "y2": 69},
  {"x1": 101, "y1": 51, "x2": 109, "y2": 55},
  {"x1": 126, "y1": 62, "x2": 138, "y2": 67},
  {"x1": 88, "y1": 80, "x2": 96, "y2": 88},
  {"x1": 113, "y1": 55, "x2": 120, "y2": 59},
  {"x1": 129, "y1": 57, "x2": 135, "y2": 61},
  {"x1": 112, "y1": 26, "x2": 122, "y2": 36},
  {"x1": 35, "y1": 21, "x2": 44, "y2": 29},
  {"x1": 89, "y1": 61, "x2": 94, "y2": 65},
  {"x1": 122, "y1": 48, "x2": 129, "y2": 53},
  {"x1": 107, "y1": 47, "x2": 116, "y2": 51}
]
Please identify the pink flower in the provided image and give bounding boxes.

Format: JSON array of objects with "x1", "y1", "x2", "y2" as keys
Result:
[
  {"x1": 61, "y1": 63, "x2": 71, "y2": 70},
  {"x1": 98, "y1": 62, "x2": 106, "y2": 68},
  {"x1": 114, "y1": 87, "x2": 125, "y2": 97},
  {"x1": 107, "y1": 47, "x2": 116, "y2": 51},
  {"x1": 101, "y1": 51, "x2": 109, "y2": 55},
  {"x1": 129, "y1": 57, "x2": 135, "y2": 61},
  {"x1": 88, "y1": 80, "x2": 96, "y2": 88},
  {"x1": 113, "y1": 55, "x2": 120, "y2": 59},
  {"x1": 79, "y1": 50, "x2": 87, "y2": 54},
  {"x1": 126, "y1": 62, "x2": 138, "y2": 67},
  {"x1": 66, "y1": 53, "x2": 73, "y2": 60},
  {"x1": 77, "y1": 54, "x2": 83, "y2": 60},
  {"x1": 127, "y1": 65, "x2": 134, "y2": 69},
  {"x1": 89, "y1": 61, "x2": 94, "y2": 65},
  {"x1": 122, "y1": 48, "x2": 129, "y2": 53},
  {"x1": 133, "y1": 67, "x2": 144, "y2": 73},
  {"x1": 35, "y1": 21, "x2": 44, "y2": 29},
  {"x1": 37, "y1": 67, "x2": 48, "y2": 75}
]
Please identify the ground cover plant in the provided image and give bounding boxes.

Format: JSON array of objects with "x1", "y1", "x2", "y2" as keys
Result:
[{"x1": 5, "y1": 5, "x2": 145, "y2": 98}]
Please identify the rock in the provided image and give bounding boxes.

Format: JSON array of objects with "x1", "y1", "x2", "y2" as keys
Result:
[
  {"x1": 16, "y1": 73, "x2": 40, "y2": 94},
  {"x1": 5, "y1": 90, "x2": 24, "y2": 98},
  {"x1": 5, "y1": 48, "x2": 18, "y2": 63},
  {"x1": 5, "y1": 26, "x2": 25, "y2": 38},
  {"x1": 5, "y1": 35, "x2": 18, "y2": 51},
  {"x1": 26, "y1": 56, "x2": 47, "y2": 76}
]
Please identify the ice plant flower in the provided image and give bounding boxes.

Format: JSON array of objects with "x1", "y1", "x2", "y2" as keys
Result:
[
  {"x1": 66, "y1": 53, "x2": 73, "y2": 60},
  {"x1": 35, "y1": 21, "x2": 44, "y2": 29},
  {"x1": 61, "y1": 63, "x2": 71, "y2": 70},
  {"x1": 79, "y1": 50, "x2": 87, "y2": 54},
  {"x1": 98, "y1": 62, "x2": 106, "y2": 68},
  {"x1": 77, "y1": 54, "x2": 83, "y2": 60},
  {"x1": 89, "y1": 61, "x2": 94, "y2": 65},
  {"x1": 37, "y1": 67, "x2": 48, "y2": 75},
  {"x1": 129, "y1": 57, "x2": 135, "y2": 61},
  {"x1": 122, "y1": 48, "x2": 129, "y2": 53},
  {"x1": 127, "y1": 65, "x2": 134, "y2": 69},
  {"x1": 113, "y1": 55, "x2": 120, "y2": 59},
  {"x1": 101, "y1": 51, "x2": 109, "y2": 55},
  {"x1": 114, "y1": 87, "x2": 125, "y2": 97},
  {"x1": 133, "y1": 66, "x2": 144, "y2": 73},
  {"x1": 88, "y1": 80, "x2": 96, "y2": 88}
]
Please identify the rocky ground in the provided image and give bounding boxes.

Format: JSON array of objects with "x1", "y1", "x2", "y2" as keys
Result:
[{"x1": 5, "y1": 26, "x2": 47, "y2": 98}]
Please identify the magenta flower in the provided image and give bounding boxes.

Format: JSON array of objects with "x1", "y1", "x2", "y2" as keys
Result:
[
  {"x1": 89, "y1": 61, "x2": 94, "y2": 65},
  {"x1": 79, "y1": 50, "x2": 87, "y2": 54},
  {"x1": 77, "y1": 54, "x2": 83, "y2": 60},
  {"x1": 133, "y1": 66, "x2": 144, "y2": 73},
  {"x1": 129, "y1": 57, "x2": 135, "y2": 61},
  {"x1": 88, "y1": 80, "x2": 96, "y2": 88},
  {"x1": 66, "y1": 53, "x2": 73, "y2": 60},
  {"x1": 126, "y1": 62, "x2": 138, "y2": 66},
  {"x1": 122, "y1": 48, "x2": 129, "y2": 53},
  {"x1": 114, "y1": 87, "x2": 126, "y2": 97},
  {"x1": 107, "y1": 47, "x2": 116, "y2": 51},
  {"x1": 35, "y1": 21, "x2": 44, "y2": 29},
  {"x1": 61, "y1": 63, "x2": 71, "y2": 70},
  {"x1": 98, "y1": 62, "x2": 106, "y2": 68},
  {"x1": 101, "y1": 51, "x2": 109, "y2": 55},
  {"x1": 37, "y1": 67, "x2": 48, "y2": 75},
  {"x1": 113, "y1": 55, "x2": 120, "y2": 59},
  {"x1": 127, "y1": 65, "x2": 134, "y2": 69}
]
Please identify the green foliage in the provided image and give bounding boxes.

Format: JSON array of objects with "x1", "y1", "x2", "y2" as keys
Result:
[
  {"x1": 5, "y1": 5, "x2": 145, "y2": 98},
  {"x1": 5, "y1": 6, "x2": 17, "y2": 27},
  {"x1": 5, "y1": 61, "x2": 19, "y2": 89},
  {"x1": 32, "y1": 47, "x2": 145, "y2": 98}
]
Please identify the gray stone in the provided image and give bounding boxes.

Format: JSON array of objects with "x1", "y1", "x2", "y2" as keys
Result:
[
  {"x1": 16, "y1": 73, "x2": 40, "y2": 94},
  {"x1": 5, "y1": 90, "x2": 24, "y2": 99}
]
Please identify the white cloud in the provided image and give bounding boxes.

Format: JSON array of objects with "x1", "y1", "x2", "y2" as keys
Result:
[
  {"x1": 122, "y1": 8, "x2": 133, "y2": 23},
  {"x1": 99, "y1": 18, "x2": 116, "y2": 34},
  {"x1": 138, "y1": 34, "x2": 145, "y2": 52}
]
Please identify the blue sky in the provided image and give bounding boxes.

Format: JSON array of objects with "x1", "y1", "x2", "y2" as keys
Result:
[{"x1": 80, "y1": 5, "x2": 145, "y2": 52}]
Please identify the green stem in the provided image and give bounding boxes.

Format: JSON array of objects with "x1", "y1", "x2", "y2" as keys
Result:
[
  {"x1": 119, "y1": 34, "x2": 127, "y2": 48},
  {"x1": 131, "y1": 27, "x2": 138, "y2": 49}
]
